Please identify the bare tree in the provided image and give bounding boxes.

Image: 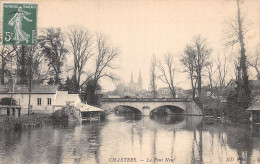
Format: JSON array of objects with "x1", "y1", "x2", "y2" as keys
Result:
[
  {"x1": 181, "y1": 45, "x2": 197, "y2": 99},
  {"x1": 193, "y1": 36, "x2": 211, "y2": 98},
  {"x1": 224, "y1": 0, "x2": 251, "y2": 107},
  {"x1": 67, "y1": 26, "x2": 93, "y2": 93},
  {"x1": 206, "y1": 60, "x2": 216, "y2": 96},
  {"x1": 90, "y1": 33, "x2": 119, "y2": 105},
  {"x1": 38, "y1": 28, "x2": 68, "y2": 84},
  {"x1": 149, "y1": 54, "x2": 157, "y2": 98},
  {"x1": 216, "y1": 54, "x2": 229, "y2": 90},
  {"x1": 248, "y1": 49, "x2": 260, "y2": 80},
  {"x1": 227, "y1": 52, "x2": 241, "y2": 80},
  {"x1": 211, "y1": 54, "x2": 229, "y2": 117},
  {"x1": 180, "y1": 36, "x2": 211, "y2": 99},
  {"x1": 157, "y1": 53, "x2": 176, "y2": 98}
]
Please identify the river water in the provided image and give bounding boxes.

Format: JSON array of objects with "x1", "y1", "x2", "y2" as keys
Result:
[{"x1": 0, "y1": 114, "x2": 260, "y2": 164}]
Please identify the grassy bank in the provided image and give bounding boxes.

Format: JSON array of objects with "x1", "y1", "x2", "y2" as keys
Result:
[{"x1": 0, "y1": 113, "x2": 53, "y2": 130}]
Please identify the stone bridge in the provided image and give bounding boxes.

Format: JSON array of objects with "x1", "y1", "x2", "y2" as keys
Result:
[{"x1": 101, "y1": 98, "x2": 202, "y2": 116}]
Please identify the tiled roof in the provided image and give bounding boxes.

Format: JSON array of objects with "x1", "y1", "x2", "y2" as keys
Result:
[
  {"x1": 247, "y1": 101, "x2": 260, "y2": 111},
  {"x1": 0, "y1": 85, "x2": 59, "y2": 94}
]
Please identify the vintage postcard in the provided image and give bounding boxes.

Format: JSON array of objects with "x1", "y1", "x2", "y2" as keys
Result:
[{"x1": 0, "y1": 0, "x2": 260, "y2": 164}]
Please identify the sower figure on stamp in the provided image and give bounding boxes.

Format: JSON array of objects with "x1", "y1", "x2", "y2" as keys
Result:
[{"x1": 8, "y1": 6, "x2": 32, "y2": 44}]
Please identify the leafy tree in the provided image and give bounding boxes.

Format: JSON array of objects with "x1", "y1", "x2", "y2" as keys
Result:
[
  {"x1": 81, "y1": 78, "x2": 101, "y2": 105},
  {"x1": 38, "y1": 28, "x2": 68, "y2": 85},
  {"x1": 60, "y1": 76, "x2": 78, "y2": 93}
]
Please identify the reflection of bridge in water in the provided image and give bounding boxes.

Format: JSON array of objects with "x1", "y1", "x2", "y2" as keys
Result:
[{"x1": 101, "y1": 98, "x2": 202, "y2": 116}]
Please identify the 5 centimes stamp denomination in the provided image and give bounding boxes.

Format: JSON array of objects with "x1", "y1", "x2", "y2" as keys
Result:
[{"x1": 2, "y1": 3, "x2": 37, "y2": 45}]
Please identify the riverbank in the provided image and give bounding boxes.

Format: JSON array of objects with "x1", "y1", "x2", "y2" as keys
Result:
[
  {"x1": 0, "y1": 105, "x2": 87, "y2": 130},
  {"x1": 0, "y1": 113, "x2": 53, "y2": 130}
]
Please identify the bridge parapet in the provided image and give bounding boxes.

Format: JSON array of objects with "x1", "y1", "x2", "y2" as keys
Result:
[{"x1": 101, "y1": 98, "x2": 192, "y2": 102}]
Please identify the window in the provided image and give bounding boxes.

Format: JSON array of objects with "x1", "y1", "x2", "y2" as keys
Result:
[
  {"x1": 37, "y1": 98, "x2": 42, "y2": 106},
  {"x1": 47, "y1": 98, "x2": 52, "y2": 106}
]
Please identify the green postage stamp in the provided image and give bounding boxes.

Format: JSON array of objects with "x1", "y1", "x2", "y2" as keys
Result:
[{"x1": 2, "y1": 3, "x2": 37, "y2": 45}]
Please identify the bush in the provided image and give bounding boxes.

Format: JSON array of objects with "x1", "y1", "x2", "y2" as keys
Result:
[
  {"x1": 224, "y1": 91, "x2": 251, "y2": 123},
  {"x1": 0, "y1": 114, "x2": 52, "y2": 130},
  {"x1": 52, "y1": 105, "x2": 81, "y2": 122},
  {"x1": 52, "y1": 109, "x2": 68, "y2": 122}
]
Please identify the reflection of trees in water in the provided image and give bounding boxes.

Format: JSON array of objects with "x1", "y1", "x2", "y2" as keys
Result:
[
  {"x1": 152, "y1": 129, "x2": 157, "y2": 164},
  {"x1": 191, "y1": 130, "x2": 197, "y2": 163},
  {"x1": 46, "y1": 121, "x2": 105, "y2": 164},
  {"x1": 150, "y1": 114, "x2": 185, "y2": 124},
  {"x1": 150, "y1": 114, "x2": 203, "y2": 131},
  {"x1": 114, "y1": 107, "x2": 143, "y2": 122},
  {"x1": 7, "y1": 127, "x2": 63, "y2": 164},
  {"x1": 52, "y1": 120, "x2": 79, "y2": 129},
  {"x1": 46, "y1": 128, "x2": 64, "y2": 164},
  {"x1": 26, "y1": 122, "x2": 104, "y2": 164},
  {"x1": 148, "y1": 117, "x2": 259, "y2": 163},
  {"x1": 0, "y1": 130, "x2": 22, "y2": 161},
  {"x1": 190, "y1": 129, "x2": 203, "y2": 164},
  {"x1": 224, "y1": 123, "x2": 253, "y2": 164},
  {"x1": 115, "y1": 114, "x2": 143, "y2": 122},
  {"x1": 72, "y1": 122, "x2": 106, "y2": 164},
  {"x1": 198, "y1": 120, "x2": 257, "y2": 164}
]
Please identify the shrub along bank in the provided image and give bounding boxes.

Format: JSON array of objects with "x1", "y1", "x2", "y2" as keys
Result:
[{"x1": 0, "y1": 113, "x2": 53, "y2": 130}]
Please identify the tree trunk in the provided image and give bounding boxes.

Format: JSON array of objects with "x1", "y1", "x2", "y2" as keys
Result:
[
  {"x1": 1, "y1": 57, "x2": 5, "y2": 84},
  {"x1": 190, "y1": 72, "x2": 195, "y2": 100},
  {"x1": 91, "y1": 79, "x2": 97, "y2": 105},
  {"x1": 28, "y1": 51, "x2": 32, "y2": 116},
  {"x1": 55, "y1": 73, "x2": 60, "y2": 85},
  {"x1": 21, "y1": 46, "x2": 27, "y2": 85},
  {"x1": 55, "y1": 65, "x2": 61, "y2": 85},
  {"x1": 198, "y1": 70, "x2": 202, "y2": 98},
  {"x1": 237, "y1": 0, "x2": 250, "y2": 108}
]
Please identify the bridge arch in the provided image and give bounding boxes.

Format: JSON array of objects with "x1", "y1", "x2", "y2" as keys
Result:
[
  {"x1": 151, "y1": 105, "x2": 185, "y2": 114},
  {"x1": 113, "y1": 105, "x2": 142, "y2": 114}
]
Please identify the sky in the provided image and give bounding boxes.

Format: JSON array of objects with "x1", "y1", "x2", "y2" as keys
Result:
[{"x1": 2, "y1": 0, "x2": 259, "y2": 91}]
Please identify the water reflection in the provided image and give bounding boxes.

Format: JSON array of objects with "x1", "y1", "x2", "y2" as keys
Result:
[
  {"x1": 115, "y1": 112, "x2": 142, "y2": 122},
  {"x1": 0, "y1": 114, "x2": 260, "y2": 164},
  {"x1": 150, "y1": 114, "x2": 185, "y2": 124}
]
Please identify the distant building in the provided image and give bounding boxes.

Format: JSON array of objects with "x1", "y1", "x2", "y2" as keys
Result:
[
  {"x1": 157, "y1": 87, "x2": 172, "y2": 98},
  {"x1": 114, "y1": 69, "x2": 143, "y2": 97}
]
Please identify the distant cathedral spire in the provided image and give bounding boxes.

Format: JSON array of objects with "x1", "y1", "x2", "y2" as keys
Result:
[
  {"x1": 138, "y1": 69, "x2": 143, "y2": 90},
  {"x1": 130, "y1": 71, "x2": 134, "y2": 83}
]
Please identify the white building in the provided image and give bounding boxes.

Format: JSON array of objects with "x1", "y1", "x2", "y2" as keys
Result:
[{"x1": 0, "y1": 85, "x2": 81, "y2": 113}]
